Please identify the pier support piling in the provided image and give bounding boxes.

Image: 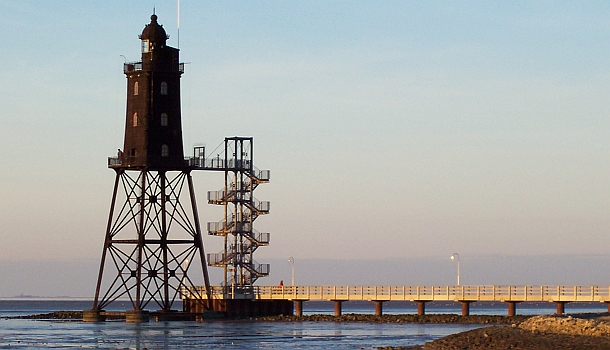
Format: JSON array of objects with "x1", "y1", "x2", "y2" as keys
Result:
[
  {"x1": 83, "y1": 309, "x2": 105, "y2": 322},
  {"x1": 554, "y1": 301, "x2": 568, "y2": 314},
  {"x1": 374, "y1": 301, "x2": 384, "y2": 316},
  {"x1": 125, "y1": 310, "x2": 150, "y2": 323},
  {"x1": 461, "y1": 301, "x2": 471, "y2": 316},
  {"x1": 416, "y1": 301, "x2": 428, "y2": 316},
  {"x1": 506, "y1": 301, "x2": 521, "y2": 317},
  {"x1": 333, "y1": 301, "x2": 343, "y2": 316},
  {"x1": 295, "y1": 301, "x2": 304, "y2": 317},
  {"x1": 606, "y1": 302, "x2": 610, "y2": 313}
]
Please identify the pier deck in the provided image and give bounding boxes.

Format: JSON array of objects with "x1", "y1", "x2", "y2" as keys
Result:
[{"x1": 184, "y1": 285, "x2": 610, "y2": 316}]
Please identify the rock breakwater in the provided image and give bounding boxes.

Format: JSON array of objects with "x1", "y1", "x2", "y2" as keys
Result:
[
  {"x1": 256, "y1": 313, "x2": 530, "y2": 324},
  {"x1": 401, "y1": 314, "x2": 610, "y2": 350},
  {"x1": 4, "y1": 311, "x2": 83, "y2": 320},
  {"x1": 519, "y1": 314, "x2": 610, "y2": 337}
]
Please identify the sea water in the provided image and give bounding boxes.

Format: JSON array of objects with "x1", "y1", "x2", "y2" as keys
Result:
[{"x1": 0, "y1": 300, "x2": 606, "y2": 349}]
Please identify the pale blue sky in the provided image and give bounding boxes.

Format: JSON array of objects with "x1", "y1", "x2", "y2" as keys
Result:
[{"x1": 0, "y1": 1, "x2": 608, "y2": 292}]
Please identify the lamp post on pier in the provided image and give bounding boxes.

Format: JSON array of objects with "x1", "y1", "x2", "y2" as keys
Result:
[
  {"x1": 288, "y1": 257, "x2": 294, "y2": 286},
  {"x1": 451, "y1": 253, "x2": 460, "y2": 286}
]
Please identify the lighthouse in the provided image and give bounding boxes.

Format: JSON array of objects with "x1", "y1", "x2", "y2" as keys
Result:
[
  {"x1": 122, "y1": 14, "x2": 185, "y2": 170},
  {"x1": 84, "y1": 14, "x2": 211, "y2": 322}
]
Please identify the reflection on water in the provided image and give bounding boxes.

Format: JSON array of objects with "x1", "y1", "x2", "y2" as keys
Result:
[
  {"x1": 0, "y1": 300, "x2": 608, "y2": 349},
  {"x1": 0, "y1": 318, "x2": 481, "y2": 349}
]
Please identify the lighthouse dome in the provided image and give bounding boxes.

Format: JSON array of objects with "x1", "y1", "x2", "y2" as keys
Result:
[{"x1": 140, "y1": 14, "x2": 168, "y2": 47}]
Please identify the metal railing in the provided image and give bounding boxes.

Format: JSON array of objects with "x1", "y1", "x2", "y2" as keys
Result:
[
  {"x1": 244, "y1": 260, "x2": 270, "y2": 277},
  {"x1": 249, "y1": 229, "x2": 270, "y2": 245},
  {"x1": 123, "y1": 61, "x2": 184, "y2": 73},
  {"x1": 206, "y1": 189, "x2": 269, "y2": 213},
  {"x1": 250, "y1": 167, "x2": 270, "y2": 182},
  {"x1": 207, "y1": 189, "x2": 251, "y2": 202},
  {"x1": 192, "y1": 157, "x2": 225, "y2": 169},
  {"x1": 124, "y1": 62, "x2": 143, "y2": 73},
  {"x1": 207, "y1": 219, "x2": 248, "y2": 235},
  {"x1": 250, "y1": 198, "x2": 270, "y2": 213},
  {"x1": 108, "y1": 156, "x2": 122, "y2": 167},
  {"x1": 206, "y1": 221, "x2": 268, "y2": 244},
  {"x1": 207, "y1": 189, "x2": 230, "y2": 202},
  {"x1": 186, "y1": 156, "x2": 270, "y2": 182},
  {"x1": 207, "y1": 220, "x2": 232, "y2": 235},
  {"x1": 207, "y1": 252, "x2": 233, "y2": 266},
  {"x1": 182, "y1": 285, "x2": 610, "y2": 302}
]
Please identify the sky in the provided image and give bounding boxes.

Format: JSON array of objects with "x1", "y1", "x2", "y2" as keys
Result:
[{"x1": 0, "y1": 1, "x2": 608, "y2": 296}]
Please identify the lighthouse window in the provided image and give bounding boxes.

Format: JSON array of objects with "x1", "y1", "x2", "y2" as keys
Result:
[
  {"x1": 134, "y1": 81, "x2": 139, "y2": 96},
  {"x1": 160, "y1": 82, "x2": 168, "y2": 95},
  {"x1": 133, "y1": 113, "x2": 138, "y2": 127},
  {"x1": 142, "y1": 39, "x2": 150, "y2": 53},
  {"x1": 161, "y1": 113, "x2": 168, "y2": 126},
  {"x1": 161, "y1": 144, "x2": 169, "y2": 157}
]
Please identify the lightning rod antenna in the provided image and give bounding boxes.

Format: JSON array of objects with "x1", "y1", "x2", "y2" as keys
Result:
[{"x1": 177, "y1": 0, "x2": 181, "y2": 48}]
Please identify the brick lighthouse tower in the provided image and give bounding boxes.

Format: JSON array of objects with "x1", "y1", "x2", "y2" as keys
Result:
[
  {"x1": 84, "y1": 14, "x2": 212, "y2": 322},
  {"x1": 122, "y1": 14, "x2": 184, "y2": 170}
]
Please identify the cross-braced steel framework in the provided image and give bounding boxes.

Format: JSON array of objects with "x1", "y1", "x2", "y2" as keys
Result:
[{"x1": 92, "y1": 168, "x2": 211, "y2": 312}]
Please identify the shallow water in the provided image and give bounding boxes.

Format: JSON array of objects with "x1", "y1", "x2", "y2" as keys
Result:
[
  {"x1": 0, "y1": 318, "x2": 484, "y2": 349},
  {"x1": 0, "y1": 299, "x2": 607, "y2": 349}
]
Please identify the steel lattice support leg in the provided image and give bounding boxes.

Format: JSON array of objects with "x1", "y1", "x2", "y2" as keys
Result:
[{"x1": 87, "y1": 170, "x2": 212, "y2": 319}]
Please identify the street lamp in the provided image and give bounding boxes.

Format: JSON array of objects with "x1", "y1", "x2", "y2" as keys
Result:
[
  {"x1": 451, "y1": 253, "x2": 460, "y2": 286},
  {"x1": 288, "y1": 257, "x2": 294, "y2": 286}
]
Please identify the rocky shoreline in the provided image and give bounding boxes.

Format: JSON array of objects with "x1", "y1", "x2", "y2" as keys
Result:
[
  {"x1": 4, "y1": 311, "x2": 529, "y2": 325},
  {"x1": 255, "y1": 313, "x2": 530, "y2": 324},
  {"x1": 398, "y1": 313, "x2": 610, "y2": 350},
  {"x1": 4, "y1": 311, "x2": 84, "y2": 320}
]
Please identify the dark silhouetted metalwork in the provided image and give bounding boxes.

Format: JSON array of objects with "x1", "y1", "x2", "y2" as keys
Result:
[
  {"x1": 188, "y1": 137, "x2": 271, "y2": 292},
  {"x1": 89, "y1": 14, "x2": 211, "y2": 318}
]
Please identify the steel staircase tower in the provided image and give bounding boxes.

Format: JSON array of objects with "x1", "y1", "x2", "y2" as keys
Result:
[{"x1": 191, "y1": 137, "x2": 271, "y2": 292}]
